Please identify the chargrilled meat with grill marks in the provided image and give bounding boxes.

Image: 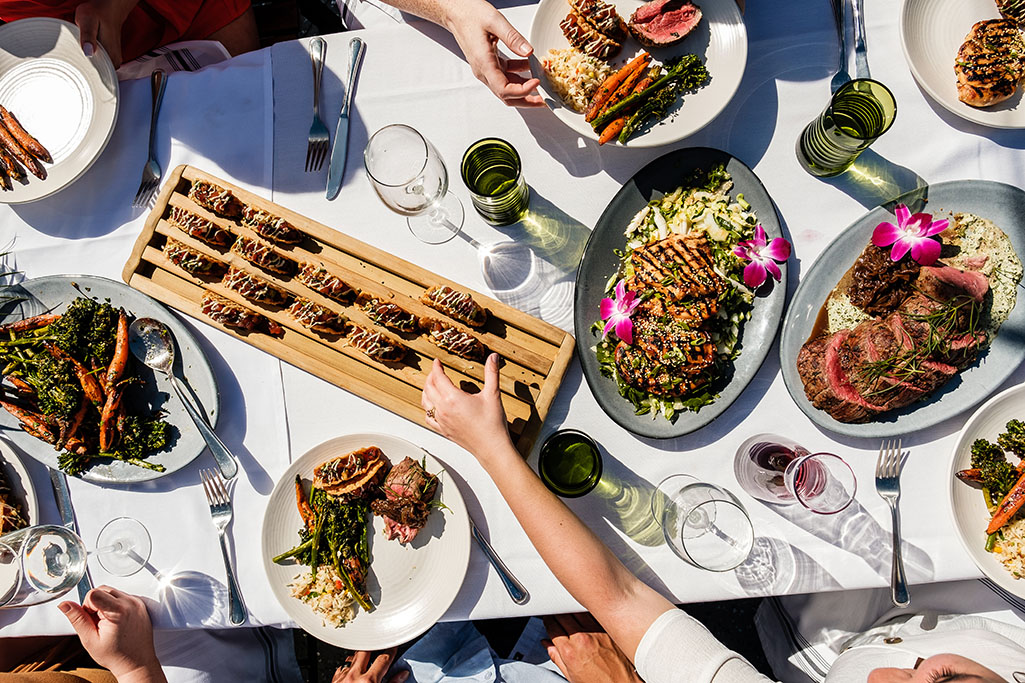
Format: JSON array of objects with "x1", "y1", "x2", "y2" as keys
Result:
[
  {"x1": 222, "y1": 266, "x2": 291, "y2": 306},
  {"x1": 614, "y1": 342, "x2": 710, "y2": 397},
  {"x1": 955, "y1": 19, "x2": 1025, "y2": 108},
  {"x1": 635, "y1": 296, "x2": 718, "y2": 325},
  {"x1": 626, "y1": 233, "x2": 723, "y2": 301},
  {"x1": 168, "y1": 206, "x2": 235, "y2": 248},
  {"x1": 632, "y1": 317, "x2": 717, "y2": 377}
]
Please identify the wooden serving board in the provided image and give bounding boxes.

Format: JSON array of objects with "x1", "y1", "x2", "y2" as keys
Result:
[{"x1": 122, "y1": 165, "x2": 575, "y2": 456}]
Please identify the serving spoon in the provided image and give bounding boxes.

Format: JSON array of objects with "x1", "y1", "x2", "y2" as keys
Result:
[{"x1": 128, "y1": 318, "x2": 238, "y2": 480}]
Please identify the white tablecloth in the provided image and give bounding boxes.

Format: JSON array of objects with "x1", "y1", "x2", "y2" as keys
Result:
[{"x1": 2, "y1": 0, "x2": 1022, "y2": 637}]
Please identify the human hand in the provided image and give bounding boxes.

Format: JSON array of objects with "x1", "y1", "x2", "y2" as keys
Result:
[
  {"x1": 543, "y1": 613, "x2": 642, "y2": 683},
  {"x1": 59, "y1": 586, "x2": 165, "y2": 683},
  {"x1": 422, "y1": 353, "x2": 513, "y2": 460},
  {"x1": 443, "y1": 0, "x2": 543, "y2": 107},
  {"x1": 74, "y1": 0, "x2": 135, "y2": 68},
  {"x1": 331, "y1": 649, "x2": 409, "y2": 683}
]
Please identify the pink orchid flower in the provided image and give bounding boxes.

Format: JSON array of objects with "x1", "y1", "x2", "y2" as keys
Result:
[
  {"x1": 733, "y1": 224, "x2": 791, "y2": 289},
  {"x1": 871, "y1": 204, "x2": 948, "y2": 265},
  {"x1": 600, "y1": 280, "x2": 641, "y2": 344}
]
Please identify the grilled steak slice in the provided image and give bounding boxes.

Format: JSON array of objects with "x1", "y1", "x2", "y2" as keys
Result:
[
  {"x1": 560, "y1": 10, "x2": 621, "y2": 60},
  {"x1": 231, "y1": 236, "x2": 295, "y2": 276},
  {"x1": 288, "y1": 297, "x2": 346, "y2": 334},
  {"x1": 241, "y1": 206, "x2": 304, "y2": 245},
  {"x1": 168, "y1": 206, "x2": 235, "y2": 248},
  {"x1": 358, "y1": 293, "x2": 418, "y2": 332},
  {"x1": 370, "y1": 456, "x2": 439, "y2": 544},
  {"x1": 626, "y1": 233, "x2": 723, "y2": 301},
  {"x1": 296, "y1": 263, "x2": 355, "y2": 303},
  {"x1": 201, "y1": 291, "x2": 282, "y2": 334},
  {"x1": 188, "y1": 180, "x2": 243, "y2": 217},
  {"x1": 569, "y1": 0, "x2": 627, "y2": 41},
  {"x1": 421, "y1": 318, "x2": 488, "y2": 361},
  {"x1": 955, "y1": 19, "x2": 1025, "y2": 107},
  {"x1": 421, "y1": 285, "x2": 487, "y2": 327},
  {"x1": 628, "y1": 0, "x2": 703, "y2": 48},
  {"x1": 797, "y1": 329, "x2": 886, "y2": 423},
  {"x1": 346, "y1": 323, "x2": 408, "y2": 362},
  {"x1": 163, "y1": 239, "x2": 226, "y2": 277},
  {"x1": 222, "y1": 266, "x2": 291, "y2": 306},
  {"x1": 314, "y1": 446, "x2": 389, "y2": 500},
  {"x1": 918, "y1": 265, "x2": 989, "y2": 304}
]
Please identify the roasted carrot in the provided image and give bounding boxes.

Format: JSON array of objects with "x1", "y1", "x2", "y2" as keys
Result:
[
  {"x1": 584, "y1": 53, "x2": 651, "y2": 123},
  {"x1": 57, "y1": 397, "x2": 90, "y2": 450},
  {"x1": 0, "y1": 122, "x2": 44, "y2": 180},
  {"x1": 0, "y1": 312, "x2": 58, "y2": 333},
  {"x1": 0, "y1": 106, "x2": 51, "y2": 164},
  {"x1": 0, "y1": 399, "x2": 54, "y2": 443},
  {"x1": 597, "y1": 66, "x2": 662, "y2": 145},
  {"x1": 45, "y1": 343, "x2": 104, "y2": 405},
  {"x1": 598, "y1": 117, "x2": 628, "y2": 144},
  {"x1": 105, "y1": 309, "x2": 129, "y2": 393},
  {"x1": 295, "y1": 474, "x2": 316, "y2": 529},
  {"x1": 592, "y1": 60, "x2": 652, "y2": 125},
  {"x1": 98, "y1": 386, "x2": 123, "y2": 452},
  {"x1": 986, "y1": 472, "x2": 1025, "y2": 534}
]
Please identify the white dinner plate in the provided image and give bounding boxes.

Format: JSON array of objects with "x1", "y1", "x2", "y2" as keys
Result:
[
  {"x1": 262, "y1": 434, "x2": 471, "y2": 650},
  {"x1": 949, "y1": 383, "x2": 1025, "y2": 597},
  {"x1": 0, "y1": 18, "x2": 119, "y2": 203},
  {"x1": 0, "y1": 439, "x2": 39, "y2": 527},
  {"x1": 529, "y1": 0, "x2": 747, "y2": 147},
  {"x1": 900, "y1": 0, "x2": 1025, "y2": 129}
]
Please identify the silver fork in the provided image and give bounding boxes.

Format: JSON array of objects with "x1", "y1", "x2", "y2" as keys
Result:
[
  {"x1": 305, "y1": 37, "x2": 329, "y2": 172},
  {"x1": 132, "y1": 69, "x2": 168, "y2": 208},
  {"x1": 200, "y1": 469, "x2": 247, "y2": 625},
  {"x1": 875, "y1": 439, "x2": 910, "y2": 608}
]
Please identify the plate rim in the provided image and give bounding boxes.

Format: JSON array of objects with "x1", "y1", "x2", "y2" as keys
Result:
[
  {"x1": 778, "y1": 179, "x2": 1025, "y2": 437},
  {"x1": 0, "y1": 437, "x2": 39, "y2": 526},
  {"x1": 528, "y1": 0, "x2": 748, "y2": 147},
  {"x1": 0, "y1": 17, "x2": 120, "y2": 204},
  {"x1": 260, "y1": 432, "x2": 471, "y2": 650},
  {"x1": 0, "y1": 273, "x2": 220, "y2": 483},
  {"x1": 947, "y1": 381, "x2": 1025, "y2": 598},
  {"x1": 572, "y1": 145, "x2": 787, "y2": 438}
]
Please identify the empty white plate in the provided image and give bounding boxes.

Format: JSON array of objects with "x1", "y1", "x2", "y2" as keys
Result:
[
  {"x1": 901, "y1": 0, "x2": 1025, "y2": 129},
  {"x1": 529, "y1": 0, "x2": 747, "y2": 147},
  {"x1": 0, "y1": 17, "x2": 119, "y2": 203}
]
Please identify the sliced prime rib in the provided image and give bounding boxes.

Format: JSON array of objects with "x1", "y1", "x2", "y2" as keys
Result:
[
  {"x1": 918, "y1": 265, "x2": 989, "y2": 304},
  {"x1": 370, "y1": 457, "x2": 439, "y2": 544},
  {"x1": 628, "y1": 0, "x2": 702, "y2": 48}
]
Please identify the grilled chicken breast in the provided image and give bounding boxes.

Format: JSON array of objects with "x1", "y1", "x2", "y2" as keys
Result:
[
  {"x1": 626, "y1": 233, "x2": 723, "y2": 301},
  {"x1": 955, "y1": 19, "x2": 1025, "y2": 108}
]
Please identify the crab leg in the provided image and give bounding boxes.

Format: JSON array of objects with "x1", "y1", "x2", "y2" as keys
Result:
[
  {"x1": 0, "y1": 313, "x2": 59, "y2": 334},
  {"x1": 0, "y1": 399, "x2": 55, "y2": 443},
  {"x1": 45, "y1": 343, "x2": 104, "y2": 406},
  {"x1": 105, "y1": 309, "x2": 129, "y2": 394}
]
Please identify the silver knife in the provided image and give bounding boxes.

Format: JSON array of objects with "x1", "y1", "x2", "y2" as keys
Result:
[
  {"x1": 470, "y1": 516, "x2": 529, "y2": 605},
  {"x1": 326, "y1": 37, "x2": 366, "y2": 200},
  {"x1": 49, "y1": 468, "x2": 92, "y2": 602},
  {"x1": 851, "y1": 0, "x2": 869, "y2": 80}
]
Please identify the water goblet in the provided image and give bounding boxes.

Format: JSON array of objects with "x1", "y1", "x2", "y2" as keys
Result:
[
  {"x1": 734, "y1": 434, "x2": 857, "y2": 515},
  {"x1": 0, "y1": 524, "x2": 87, "y2": 608},
  {"x1": 364, "y1": 124, "x2": 464, "y2": 244},
  {"x1": 651, "y1": 475, "x2": 754, "y2": 572}
]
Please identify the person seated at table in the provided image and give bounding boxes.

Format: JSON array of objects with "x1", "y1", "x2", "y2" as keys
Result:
[
  {"x1": 329, "y1": 353, "x2": 1025, "y2": 683},
  {"x1": 365, "y1": 0, "x2": 543, "y2": 108},
  {"x1": 0, "y1": 0, "x2": 259, "y2": 69}
]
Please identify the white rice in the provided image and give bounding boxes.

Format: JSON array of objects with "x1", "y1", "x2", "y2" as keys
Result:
[
  {"x1": 541, "y1": 48, "x2": 613, "y2": 113},
  {"x1": 994, "y1": 515, "x2": 1025, "y2": 580},
  {"x1": 288, "y1": 564, "x2": 357, "y2": 627}
]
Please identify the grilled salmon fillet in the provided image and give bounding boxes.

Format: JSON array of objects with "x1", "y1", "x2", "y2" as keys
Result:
[{"x1": 955, "y1": 19, "x2": 1025, "y2": 108}]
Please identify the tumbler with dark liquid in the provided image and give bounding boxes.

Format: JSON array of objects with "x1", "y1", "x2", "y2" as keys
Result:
[
  {"x1": 797, "y1": 79, "x2": 896, "y2": 177},
  {"x1": 460, "y1": 138, "x2": 529, "y2": 226},
  {"x1": 734, "y1": 434, "x2": 856, "y2": 514}
]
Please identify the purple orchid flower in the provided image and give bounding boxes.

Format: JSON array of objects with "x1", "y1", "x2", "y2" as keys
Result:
[
  {"x1": 871, "y1": 204, "x2": 948, "y2": 266},
  {"x1": 600, "y1": 280, "x2": 641, "y2": 344},
  {"x1": 733, "y1": 224, "x2": 791, "y2": 289}
]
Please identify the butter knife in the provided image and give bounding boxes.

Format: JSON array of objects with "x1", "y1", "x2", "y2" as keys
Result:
[
  {"x1": 326, "y1": 37, "x2": 366, "y2": 200},
  {"x1": 49, "y1": 468, "x2": 92, "y2": 602},
  {"x1": 470, "y1": 516, "x2": 529, "y2": 605}
]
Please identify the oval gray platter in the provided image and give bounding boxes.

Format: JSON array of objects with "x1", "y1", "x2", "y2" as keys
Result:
[
  {"x1": 574, "y1": 147, "x2": 788, "y2": 439},
  {"x1": 0, "y1": 275, "x2": 219, "y2": 483},
  {"x1": 779, "y1": 180, "x2": 1025, "y2": 438}
]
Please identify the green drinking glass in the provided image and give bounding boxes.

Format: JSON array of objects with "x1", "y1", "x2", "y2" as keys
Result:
[
  {"x1": 460, "y1": 138, "x2": 529, "y2": 226},
  {"x1": 538, "y1": 429, "x2": 602, "y2": 498},
  {"x1": 797, "y1": 79, "x2": 897, "y2": 178}
]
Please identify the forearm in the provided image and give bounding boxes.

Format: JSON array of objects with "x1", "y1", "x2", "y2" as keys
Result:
[
  {"x1": 373, "y1": 0, "x2": 463, "y2": 28},
  {"x1": 116, "y1": 665, "x2": 167, "y2": 683},
  {"x1": 479, "y1": 439, "x2": 673, "y2": 657}
]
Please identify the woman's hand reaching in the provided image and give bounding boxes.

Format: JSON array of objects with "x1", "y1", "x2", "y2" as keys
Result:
[{"x1": 422, "y1": 353, "x2": 514, "y2": 461}]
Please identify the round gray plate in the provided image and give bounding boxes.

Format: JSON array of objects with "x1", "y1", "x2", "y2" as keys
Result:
[
  {"x1": 574, "y1": 147, "x2": 788, "y2": 439},
  {"x1": 0, "y1": 275, "x2": 219, "y2": 483},
  {"x1": 779, "y1": 180, "x2": 1025, "y2": 438}
]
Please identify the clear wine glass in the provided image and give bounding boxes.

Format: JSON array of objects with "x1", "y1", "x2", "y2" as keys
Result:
[
  {"x1": 364, "y1": 124, "x2": 464, "y2": 244},
  {"x1": 95, "y1": 517, "x2": 152, "y2": 577},
  {"x1": 651, "y1": 475, "x2": 754, "y2": 572},
  {"x1": 0, "y1": 524, "x2": 87, "y2": 608},
  {"x1": 734, "y1": 434, "x2": 857, "y2": 515}
]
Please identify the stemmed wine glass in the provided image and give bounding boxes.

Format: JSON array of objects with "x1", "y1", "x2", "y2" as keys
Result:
[
  {"x1": 364, "y1": 124, "x2": 464, "y2": 244},
  {"x1": 95, "y1": 516, "x2": 152, "y2": 577},
  {"x1": 0, "y1": 524, "x2": 87, "y2": 608}
]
